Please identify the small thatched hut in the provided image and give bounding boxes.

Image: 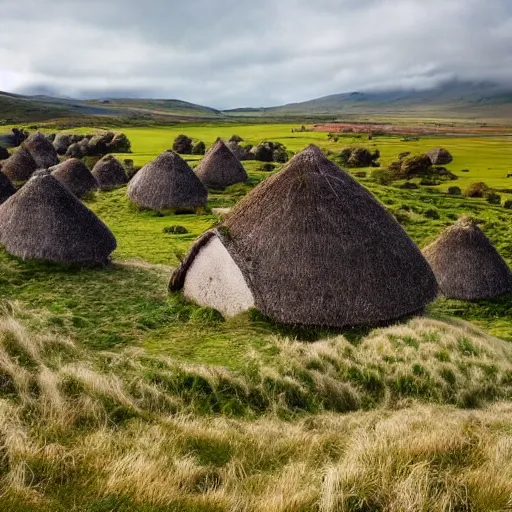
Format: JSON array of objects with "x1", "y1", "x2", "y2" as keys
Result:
[
  {"x1": 1, "y1": 148, "x2": 38, "y2": 182},
  {"x1": 0, "y1": 174, "x2": 116, "y2": 265},
  {"x1": 53, "y1": 133, "x2": 73, "y2": 155},
  {"x1": 0, "y1": 173, "x2": 15, "y2": 204},
  {"x1": 427, "y1": 147, "x2": 453, "y2": 166},
  {"x1": 422, "y1": 216, "x2": 512, "y2": 300},
  {"x1": 24, "y1": 132, "x2": 59, "y2": 169},
  {"x1": 127, "y1": 150, "x2": 207, "y2": 211},
  {"x1": 92, "y1": 156, "x2": 128, "y2": 190},
  {"x1": 170, "y1": 145, "x2": 437, "y2": 326},
  {"x1": 51, "y1": 158, "x2": 98, "y2": 198},
  {"x1": 194, "y1": 138, "x2": 248, "y2": 189}
]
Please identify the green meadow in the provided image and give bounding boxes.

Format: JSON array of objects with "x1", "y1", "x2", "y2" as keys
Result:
[
  {"x1": 104, "y1": 124, "x2": 512, "y2": 192},
  {"x1": 2, "y1": 122, "x2": 512, "y2": 510}
]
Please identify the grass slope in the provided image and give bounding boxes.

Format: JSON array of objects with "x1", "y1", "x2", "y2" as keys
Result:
[{"x1": 0, "y1": 314, "x2": 512, "y2": 510}]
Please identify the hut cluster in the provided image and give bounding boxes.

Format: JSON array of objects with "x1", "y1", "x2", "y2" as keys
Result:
[{"x1": 0, "y1": 131, "x2": 511, "y2": 330}]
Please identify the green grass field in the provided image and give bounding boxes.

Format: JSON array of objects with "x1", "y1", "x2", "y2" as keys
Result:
[
  {"x1": 90, "y1": 124, "x2": 512, "y2": 193},
  {"x1": 2, "y1": 123, "x2": 512, "y2": 510}
]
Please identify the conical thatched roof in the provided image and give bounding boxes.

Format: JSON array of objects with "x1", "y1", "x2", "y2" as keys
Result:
[
  {"x1": 422, "y1": 216, "x2": 512, "y2": 300},
  {"x1": 24, "y1": 132, "x2": 59, "y2": 169},
  {"x1": 51, "y1": 158, "x2": 98, "y2": 198},
  {"x1": 1, "y1": 148, "x2": 38, "y2": 182},
  {"x1": 0, "y1": 173, "x2": 15, "y2": 204},
  {"x1": 92, "y1": 155, "x2": 128, "y2": 190},
  {"x1": 427, "y1": 147, "x2": 453, "y2": 166},
  {"x1": 170, "y1": 145, "x2": 437, "y2": 327},
  {"x1": 127, "y1": 150, "x2": 207, "y2": 211},
  {"x1": 194, "y1": 138, "x2": 248, "y2": 189},
  {"x1": 0, "y1": 174, "x2": 116, "y2": 265}
]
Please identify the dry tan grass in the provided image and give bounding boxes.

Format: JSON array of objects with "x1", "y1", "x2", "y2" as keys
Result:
[{"x1": 0, "y1": 312, "x2": 511, "y2": 510}]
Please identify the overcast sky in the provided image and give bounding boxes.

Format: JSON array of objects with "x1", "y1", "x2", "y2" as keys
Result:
[{"x1": 1, "y1": 0, "x2": 511, "y2": 108}]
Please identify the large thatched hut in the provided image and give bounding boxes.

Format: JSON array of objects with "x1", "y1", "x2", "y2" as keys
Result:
[
  {"x1": 127, "y1": 150, "x2": 207, "y2": 211},
  {"x1": 51, "y1": 158, "x2": 98, "y2": 197},
  {"x1": 422, "y1": 216, "x2": 512, "y2": 300},
  {"x1": 1, "y1": 148, "x2": 38, "y2": 182},
  {"x1": 92, "y1": 155, "x2": 128, "y2": 190},
  {"x1": 194, "y1": 138, "x2": 248, "y2": 189},
  {"x1": 0, "y1": 173, "x2": 15, "y2": 204},
  {"x1": 0, "y1": 174, "x2": 116, "y2": 265},
  {"x1": 24, "y1": 132, "x2": 59, "y2": 169},
  {"x1": 170, "y1": 145, "x2": 437, "y2": 326},
  {"x1": 427, "y1": 147, "x2": 453, "y2": 166}
]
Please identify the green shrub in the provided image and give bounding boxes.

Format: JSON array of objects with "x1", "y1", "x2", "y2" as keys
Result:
[
  {"x1": 487, "y1": 192, "x2": 501, "y2": 205},
  {"x1": 371, "y1": 169, "x2": 393, "y2": 185},
  {"x1": 172, "y1": 134, "x2": 193, "y2": 154},
  {"x1": 400, "y1": 182, "x2": 419, "y2": 190},
  {"x1": 465, "y1": 182, "x2": 490, "y2": 198},
  {"x1": 424, "y1": 208, "x2": 440, "y2": 220},
  {"x1": 447, "y1": 186, "x2": 462, "y2": 196},
  {"x1": 229, "y1": 135, "x2": 244, "y2": 143},
  {"x1": 503, "y1": 200, "x2": 512, "y2": 209},
  {"x1": 192, "y1": 141, "x2": 206, "y2": 155},
  {"x1": 259, "y1": 163, "x2": 275, "y2": 172},
  {"x1": 163, "y1": 225, "x2": 189, "y2": 235}
]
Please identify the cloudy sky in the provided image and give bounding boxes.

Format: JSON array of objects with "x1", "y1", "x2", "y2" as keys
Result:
[{"x1": 1, "y1": 0, "x2": 511, "y2": 108}]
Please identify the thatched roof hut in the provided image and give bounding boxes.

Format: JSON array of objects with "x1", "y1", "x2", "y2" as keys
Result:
[
  {"x1": 0, "y1": 173, "x2": 15, "y2": 205},
  {"x1": 0, "y1": 174, "x2": 116, "y2": 265},
  {"x1": 1, "y1": 148, "x2": 38, "y2": 182},
  {"x1": 51, "y1": 158, "x2": 98, "y2": 198},
  {"x1": 422, "y1": 216, "x2": 512, "y2": 300},
  {"x1": 53, "y1": 133, "x2": 73, "y2": 155},
  {"x1": 427, "y1": 147, "x2": 453, "y2": 166},
  {"x1": 127, "y1": 150, "x2": 207, "y2": 211},
  {"x1": 170, "y1": 145, "x2": 437, "y2": 326},
  {"x1": 194, "y1": 138, "x2": 248, "y2": 189},
  {"x1": 92, "y1": 155, "x2": 128, "y2": 190},
  {"x1": 24, "y1": 132, "x2": 59, "y2": 169}
]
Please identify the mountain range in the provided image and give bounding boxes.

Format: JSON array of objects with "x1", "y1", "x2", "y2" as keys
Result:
[{"x1": 2, "y1": 80, "x2": 512, "y2": 124}]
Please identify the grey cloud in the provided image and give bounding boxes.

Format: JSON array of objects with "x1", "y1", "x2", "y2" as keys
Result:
[{"x1": 1, "y1": 0, "x2": 512, "y2": 108}]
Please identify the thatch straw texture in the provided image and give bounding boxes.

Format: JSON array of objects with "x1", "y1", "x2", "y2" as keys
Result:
[
  {"x1": 92, "y1": 156, "x2": 128, "y2": 190},
  {"x1": 194, "y1": 139, "x2": 248, "y2": 189},
  {"x1": 422, "y1": 216, "x2": 512, "y2": 300},
  {"x1": 53, "y1": 133, "x2": 73, "y2": 155},
  {"x1": 24, "y1": 132, "x2": 59, "y2": 169},
  {"x1": 427, "y1": 147, "x2": 453, "y2": 166},
  {"x1": 171, "y1": 145, "x2": 437, "y2": 327},
  {"x1": 0, "y1": 173, "x2": 15, "y2": 205},
  {"x1": 127, "y1": 150, "x2": 207, "y2": 211},
  {"x1": 51, "y1": 158, "x2": 98, "y2": 198},
  {"x1": 1, "y1": 148, "x2": 37, "y2": 182},
  {"x1": 0, "y1": 174, "x2": 116, "y2": 265}
]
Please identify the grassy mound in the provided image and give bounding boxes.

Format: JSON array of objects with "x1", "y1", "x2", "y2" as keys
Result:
[{"x1": 0, "y1": 312, "x2": 512, "y2": 510}]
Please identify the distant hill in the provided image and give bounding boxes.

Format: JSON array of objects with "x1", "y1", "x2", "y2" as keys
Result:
[
  {"x1": 3, "y1": 80, "x2": 512, "y2": 124},
  {"x1": 226, "y1": 81, "x2": 512, "y2": 120},
  {"x1": 0, "y1": 91, "x2": 224, "y2": 124}
]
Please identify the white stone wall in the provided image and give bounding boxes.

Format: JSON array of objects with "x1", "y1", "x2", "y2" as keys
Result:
[{"x1": 183, "y1": 236, "x2": 255, "y2": 317}]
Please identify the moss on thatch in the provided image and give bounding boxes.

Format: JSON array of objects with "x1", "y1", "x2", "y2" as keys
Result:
[
  {"x1": 127, "y1": 150, "x2": 207, "y2": 211},
  {"x1": 194, "y1": 139, "x2": 248, "y2": 189},
  {"x1": 423, "y1": 216, "x2": 512, "y2": 300},
  {"x1": 0, "y1": 173, "x2": 15, "y2": 205},
  {"x1": 51, "y1": 158, "x2": 98, "y2": 198},
  {"x1": 427, "y1": 147, "x2": 453, "y2": 166},
  {"x1": 92, "y1": 155, "x2": 128, "y2": 190},
  {"x1": 1, "y1": 148, "x2": 38, "y2": 182},
  {"x1": 171, "y1": 145, "x2": 437, "y2": 327},
  {"x1": 24, "y1": 132, "x2": 59, "y2": 169},
  {"x1": 0, "y1": 174, "x2": 116, "y2": 265}
]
